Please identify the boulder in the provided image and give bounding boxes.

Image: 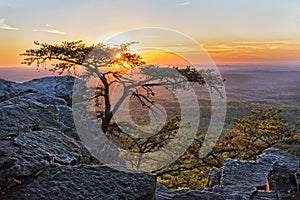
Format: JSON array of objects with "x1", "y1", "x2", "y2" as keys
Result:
[
  {"x1": 155, "y1": 184, "x2": 224, "y2": 200},
  {"x1": 1, "y1": 128, "x2": 79, "y2": 187},
  {"x1": 221, "y1": 158, "x2": 274, "y2": 189},
  {"x1": 160, "y1": 147, "x2": 299, "y2": 200},
  {"x1": 0, "y1": 79, "x2": 23, "y2": 102},
  {"x1": 207, "y1": 168, "x2": 221, "y2": 187},
  {"x1": 0, "y1": 77, "x2": 96, "y2": 191},
  {"x1": 267, "y1": 162, "x2": 297, "y2": 199},
  {"x1": 221, "y1": 186, "x2": 257, "y2": 200},
  {"x1": 1, "y1": 165, "x2": 156, "y2": 200},
  {"x1": 258, "y1": 148, "x2": 299, "y2": 199},
  {"x1": 0, "y1": 76, "x2": 80, "y2": 105},
  {"x1": 253, "y1": 191, "x2": 278, "y2": 200},
  {"x1": 258, "y1": 148, "x2": 299, "y2": 169},
  {"x1": 155, "y1": 183, "x2": 175, "y2": 200},
  {"x1": 0, "y1": 95, "x2": 78, "y2": 140},
  {"x1": 171, "y1": 189, "x2": 224, "y2": 200},
  {"x1": 21, "y1": 76, "x2": 79, "y2": 105},
  {"x1": 295, "y1": 170, "x2": 300, "y2": 191},
  {"x1": 0, "y1": 76, "x2": 155, "y2": 199}
]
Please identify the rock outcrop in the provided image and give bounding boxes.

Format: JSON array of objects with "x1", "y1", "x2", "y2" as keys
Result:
[
  {"x1": 0, "y1": 76, "x2": 156, "y2": 199},
  {"x1": 1, "y1": 76, "x2": 299, "y2": 199},
  {"x1": 156, "y1": 148, "x2": 300, "y2": 200},
  {"x1": 2, "y1": 165, "x2": 156, "y2": 200}
]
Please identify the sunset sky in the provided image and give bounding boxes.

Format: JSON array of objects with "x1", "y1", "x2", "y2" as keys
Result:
[{"x1": 1, "y1": 0, "x2": 300, "y2": 67}]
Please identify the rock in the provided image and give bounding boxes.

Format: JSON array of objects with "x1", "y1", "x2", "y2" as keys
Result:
[
  {"x1": 0, "y1": 79, "x2": 22, "y2": 102},
  {"x1": 211, "y1": 185, "x2": 281, "y2": 200},
  {"x1": 155, "y1": 147, "x2": 299, "y2": 200},
  {"x1": 253, "y1": 191, "x2": 278, "y2": 199},
  {"x1": 1, "y1": 165, "x2": 156, "y2": 200},
  {"x1": 23, "y1": 93, "x2": 67, "y2": 106},
  {"x1": 207, "y1": 168, "x2": 221, "y2": 187},
  {"x1": 171, "y1": 190, "x2": 224, "y2": 200},
  {"x1": 0, "y1": 95, "x2": 77, "y2": 140},
  {"x1": 0, "y1": 79, "x2": 38, "y2": 103},
  {"x1": 258, "y1": 148, "x2": 299, "y2": 169},
  {"x1": 267, "y1": 162, "x2": 296, "y2": 199},
  {"x1": 0, "y1": 78, "x2": 88, "y2": 141},
  {"x1": 21, "y1": 76, "x2": 79, "y2": 105},
  {"x1": 218, "y1": 148, "x2": 299, "y2": 199},
  {"x1": 0, "y1": 76, "x2": 99, "y2": 193},
  {"x1": 295, "y1": 170, "x2": 300, "y2": 191},
  {"x1": 0, "y1": 76, "x2": 80, "y2": 105},
  {"x1": 155, "y1": 184, "x2": 224, "y2": 200},
  {"x1": 0, "y1": 128, "x2": 98, "y2": 189},
  {"x1": 221, "y1": 186, "x2": 257, "y2": 200},
  {"x1": 258, "y1": 148, "x2": 299, "y2": 199},
  {"x1": 221, "y1": 158, "x2": 274, "y2": 189},
  {"x1": 0, "y1": 76, "x2": 145, "y2": 199},
  {"x1": 156, "y1": 183, "x2": 175, "y2": 200}
]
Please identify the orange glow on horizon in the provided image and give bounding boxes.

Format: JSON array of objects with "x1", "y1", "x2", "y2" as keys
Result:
[
  {"x1": 1, "y1": 40, "x2": 300, "y2": 67},
  {"x1": 203, "y1": 40, "x2": 300, "y2": 64},
  {"x1": 0, "y1": 43, "x2": 23, "y2": 67},
  {"x1": 140, "y1": 50, "x2": 191, "y2": 66}
]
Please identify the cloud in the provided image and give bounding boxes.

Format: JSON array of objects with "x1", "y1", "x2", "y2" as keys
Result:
[
  {"x1": 33, "y1": 29, "x2": 66, "y2": 35},
  {"x1": 45, "y1": 29, "x2": 66, "y2": 34},
  {"x1": 0, "y1": 18, "x2": 19, "y2": 30},
  {"x1": 33, "y1": 24, "x2": 66, "y2": 35},
  {"x1": 176, "y1": 1, "x2": 191, "y2": 6}
]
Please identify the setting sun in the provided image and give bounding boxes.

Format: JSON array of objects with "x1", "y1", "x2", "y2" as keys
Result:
[{"x1": 115, "y1": 53, "x2": 122, "y2": 59}]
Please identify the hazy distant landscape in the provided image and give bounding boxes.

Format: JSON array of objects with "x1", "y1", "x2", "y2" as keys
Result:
[
  {"x1": 220, "y1": 65, "x2": 300, "y2": 101},
  {"x1": 220, "y1": 65, "x2": 300, "y2": 125},
  {"x1": 1, "y1": 64, "x2": 299, "y2": 125}
]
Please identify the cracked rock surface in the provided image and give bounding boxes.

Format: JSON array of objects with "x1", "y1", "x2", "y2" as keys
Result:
[
  {"x1": 0, "y1": 76, "x2": 155, "y2": 199},
  {"x1": 2, "y1": 165, "x2": 156, "y2": 200},
  {"x1": 156, "y1": 148, "x2": 300, "y2": 200}
]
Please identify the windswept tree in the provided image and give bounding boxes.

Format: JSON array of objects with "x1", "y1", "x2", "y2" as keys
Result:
[
  {"x1": 21, "y1": 40, "x2": 222, "y2": 134},
  {"x1": 21, "y1": 41, "x2": 145, "y2": 133},
  {"x1": 21, "y1": 40, "x2": 224, "y2": 170}
]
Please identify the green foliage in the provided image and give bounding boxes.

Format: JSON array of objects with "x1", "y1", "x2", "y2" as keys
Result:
[
  {"x1": 155, "y1": 107, "x2": 297, "y2": 190},
  {"x1": 109, "y1": 116, "x2": 181, "y2": 169},
  {"x1": 108, "y1": 116, "x2": 180, "y2": 153},
  {"x1": 214, "y1": 107, "x2": 294, "y2": 161},
  {"x1": 21, "y1": 40, "x2": 94, "y2": 74}
]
